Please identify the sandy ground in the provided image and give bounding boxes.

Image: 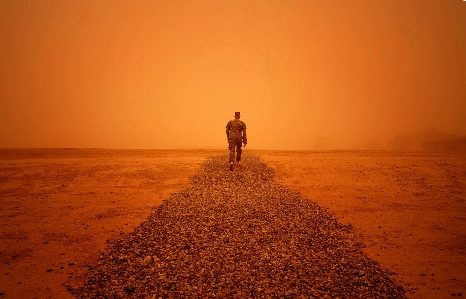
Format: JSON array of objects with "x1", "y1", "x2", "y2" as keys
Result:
[
  {"x1": 259, "y1": 150, "x2": 466, "y2": 299},
  {"x1": 0, "y1": 149, "x2": 465, "y2": 299}
]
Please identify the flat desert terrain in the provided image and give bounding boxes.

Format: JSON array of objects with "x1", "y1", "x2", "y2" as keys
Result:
[{"x1": 0, "y1": 149, "x2": 465, "y2": 298}]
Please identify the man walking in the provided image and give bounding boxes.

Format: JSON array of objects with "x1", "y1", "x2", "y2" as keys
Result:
[{"x1": 226, "y1": 112, "x2": 247, "y2": 171}]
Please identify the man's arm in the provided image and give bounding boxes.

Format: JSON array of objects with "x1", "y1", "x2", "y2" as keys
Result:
[
  {"x1": 242, "y1": 123, "x2": 247, "y2": 146},
  {"x1": 226, "y1": 122, "x2": 230, "y2": 141}
]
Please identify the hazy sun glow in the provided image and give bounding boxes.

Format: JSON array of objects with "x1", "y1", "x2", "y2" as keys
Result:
[{"x1": 1, "y1": 0, "x2": 465, "y2": 149}]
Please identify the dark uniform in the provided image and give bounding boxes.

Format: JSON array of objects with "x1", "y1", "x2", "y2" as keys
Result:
[{"x1": 226, "y1": 112, "x2": 247, "y2": 165}]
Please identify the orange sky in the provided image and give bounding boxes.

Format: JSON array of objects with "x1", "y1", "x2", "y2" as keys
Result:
[{"x1": 1, "y1": 0, "x2": 465, "y2": 149}]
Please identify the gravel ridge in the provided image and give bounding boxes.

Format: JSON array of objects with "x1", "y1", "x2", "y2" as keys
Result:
[{"x1": 73, "y1": 154, "x2": 406, "y2": 298}]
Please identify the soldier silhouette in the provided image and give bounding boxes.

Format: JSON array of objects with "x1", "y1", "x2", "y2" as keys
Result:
[{"x1": 226, "y1": 112, "x2": 247, "y2": 171}]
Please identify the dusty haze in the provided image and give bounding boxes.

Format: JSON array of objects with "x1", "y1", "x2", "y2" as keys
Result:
[{"x1": 1, "y1": 0, "x2": 465, "y2": 150}]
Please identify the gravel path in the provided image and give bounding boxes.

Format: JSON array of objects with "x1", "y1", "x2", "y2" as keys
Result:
[{"x1": 73, "y1": 155, "x2": 405, "y2": 298}]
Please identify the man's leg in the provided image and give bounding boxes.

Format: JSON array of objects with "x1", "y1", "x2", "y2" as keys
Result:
[
  {"x1": 228, "y1": 139, "x2": 236, "y2": 162},
  {"x1": 228, "y1": 139, "x2": 235, "y2": 170},
  {"x1": 236, "y1": 139, "x2": 242, "y2": 163}
]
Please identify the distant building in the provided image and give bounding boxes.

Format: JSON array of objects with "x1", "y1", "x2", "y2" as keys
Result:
[{"x1": 421, "y1": 135, "x2": 466, "y2": 152}]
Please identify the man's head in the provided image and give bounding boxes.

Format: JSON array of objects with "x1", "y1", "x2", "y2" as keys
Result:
[{"x1": 234, "y1": 112, "x2": 241, "y2": 119}]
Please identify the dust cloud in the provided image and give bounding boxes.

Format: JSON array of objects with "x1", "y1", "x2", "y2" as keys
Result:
[{"x1": 1, "y1": 1, "x2": 465, "y2": 150}]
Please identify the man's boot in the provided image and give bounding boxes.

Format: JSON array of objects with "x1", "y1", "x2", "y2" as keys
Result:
[{"x1": 229, "y1": 162, "x2": 234, "y2": 171}]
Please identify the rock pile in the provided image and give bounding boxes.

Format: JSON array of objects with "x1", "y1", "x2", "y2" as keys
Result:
[{"x1": 73, "y1": 155, "x2": 405, "y2": 298}]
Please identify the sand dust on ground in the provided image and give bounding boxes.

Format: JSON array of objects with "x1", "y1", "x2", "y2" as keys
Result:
[
  {"x1": 0, "y1": 149, "x2": 222, "y2": 299},
  {"x1": 0, "y1": 149, "x2": 465, "y2": 299},
  {"x1": 259, "y1": 150, "x2": 466, "y2": 299}
]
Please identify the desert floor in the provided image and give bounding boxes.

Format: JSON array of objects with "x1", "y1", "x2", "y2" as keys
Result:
[{"x1": 0, "y1": 149, "x2": 465, "y2": 299}]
